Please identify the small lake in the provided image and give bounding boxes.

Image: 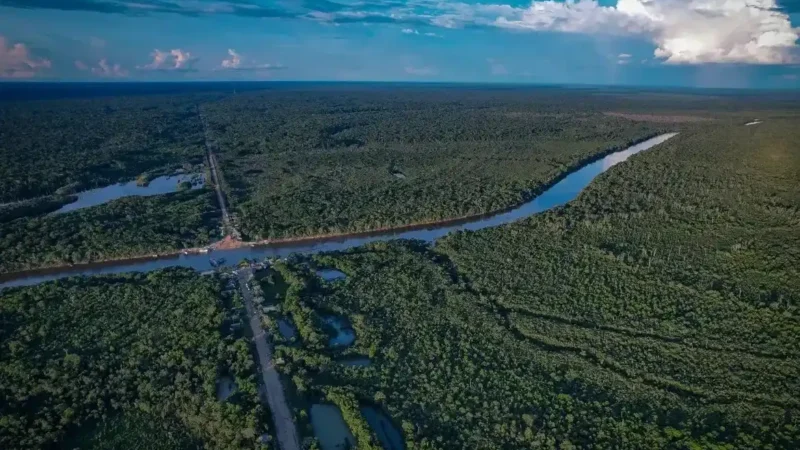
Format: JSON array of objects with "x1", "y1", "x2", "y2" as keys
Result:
[
  {"x1": 316, "y1": 269, "x2": 347, "y2": 281},
  {"x1": 216, "y1": 375, "x2": 238, "y2": 402},
  {"x1": 361, "y1": 406, "x2": 405, "y2": 450},
  {"x1": 277, "y1": 318, "x2": 298, "y2": 340},
  {"x1": 53, "y1": 173, "x2": 204, "y2": 214},
  {"x1": 340, "y1": 357, "x2": 372, "y2": 367},
  {"x1": 323, "y1": 315, "x2": 356, "y2": 347},
  {"x1": 0, "y1": 134, "x2": 677, "y2": 289},
  {"x1": 310, "y1": 404, "x2": 356, "y2": 450}
]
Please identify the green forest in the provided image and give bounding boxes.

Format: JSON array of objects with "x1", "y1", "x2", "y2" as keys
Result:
[
  {"x1": 267, "y1": 117, "x2": 800, "y2": 449},
  {"x1": 0, "y1": 268, "x2": 270, "y2": 450},
  {"x1": 202, "y1": 90, "x2": 675, "y2": 241},
  {"x1": 0, "y1": 95, "x2": 208, "y2": 203},
  {"x1": 0, "y1": 93, "x2": 224, "y2": 274},
  {"x1": 0, "y1": 188, "x2": 221, "y2": 273},
  {"x1": 4, "y1": 87, "x2": 789, "y2": 275},
  {"x1": 2, "y1": 86, "x2": 799, "y2": 449}
]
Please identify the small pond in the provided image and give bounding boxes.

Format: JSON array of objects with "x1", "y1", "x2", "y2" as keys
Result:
[
  {"x1": 216, "y1": 375, "x2": 238, "y2": 401},
  {"x1": 340, "y1": 357, "x2": 372, "y2": 367},
  {"x1": 310, "y1": 403, "x2": 356, "y2": 450},
  {"x1": 54, "y1": 173, "x2": 204, "y2": 214},
  {"x1": 316, "y1": 268, "x2": 347, "y2": 281},
  {"x1": 361, "y1": 406, "x2": 405, "y2": 450},
  {"x1": 323, "y1": 315, "x2": 356, "y2": 347},
  {"x1": 277, "y1": 318, "x2": 298, "y2": 340}
]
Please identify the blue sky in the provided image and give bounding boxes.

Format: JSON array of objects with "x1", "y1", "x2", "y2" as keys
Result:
[{"x1": 1, "y1": 0, "x2": 799, "y2": 88}]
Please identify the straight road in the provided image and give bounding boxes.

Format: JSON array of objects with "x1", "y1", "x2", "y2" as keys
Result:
[
  {"x1": 237, "y1": 268, "x2": 300, "y2": 450},
  {"x1": 197, "y1": 106, "x2": 239, "y2": 239}
]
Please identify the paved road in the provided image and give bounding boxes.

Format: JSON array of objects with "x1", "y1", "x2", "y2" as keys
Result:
[{"x1": 237, "y1": 268, "x2": 301, "y2": 450}]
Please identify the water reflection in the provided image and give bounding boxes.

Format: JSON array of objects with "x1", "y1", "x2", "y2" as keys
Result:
[
  {"x1": 323, "y1": 316, "x2": 356, "y2": 348},
  {"x1": 361, "y1": 406, "x2": 405, "y2": 450},
  {"x1": 277, "y1": 318, "x2": 298, "y2": 340},
  {"x1": 216, "y1": 375, "x2": 238, "y2": 401},
  {"x1": 340, "y1": 357, "x2": 371, "y2": 367},
  {"x1": 310, "y1": 404, "x2": 356, "y2": 450},
  {"x1": 0, "y1": 134, "x2": 676, "y2": 289},
  {"x1": 54, "y1": 173, "x2": 204, "y2": 214},
  {"x1": 317, "y1": 269, "x2": 347, "y2": 281}
]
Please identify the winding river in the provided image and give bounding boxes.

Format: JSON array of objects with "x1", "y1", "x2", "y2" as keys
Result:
[{"x1": 0, "y1": 133, "x2": 677, "y2": 289}]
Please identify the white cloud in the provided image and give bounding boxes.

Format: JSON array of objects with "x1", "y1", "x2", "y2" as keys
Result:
[
  {"x1": 487, "y1": 58, "x2": 508, "y2": 75},
  {"x1": 402, "y1": 28, "x2": 442, "y2": 38},
  {"x1": 0, "y1": 36, "x2": 51, "y2": 79},
  {"x1": 221, "y1": 48, "x2": 242, "y2": 69},
  {"x1": 138, "y1": 48, "x2": 197, "y2": 71},
  {"x1": 405, "y1": 66, "x2": 438, "y2": 76},
  {"x1": 218, "y1": 48, "x2": 285, "y2": 71},
  {"x1": 490, "y1": 0, "x2": 799, "y2": 64},
  {"x1": 618, "y1": 53, "x2": 632, "y2": 59},
  {"x1": 76, "y1": 58, "x2": 128, "y2": 77}
]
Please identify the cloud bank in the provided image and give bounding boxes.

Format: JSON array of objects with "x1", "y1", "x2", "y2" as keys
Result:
[
  {"x1": 219, "y1": 49, "x2": 285, "y2": 71},
  {"x1": 138, "y1": 48, "x2": 197, "y2": 71},
  {"x1": 0, "y1": 36, "x2": 51, "y2": 78},
  {"x1": 495, "y1": 0, "x2": 799, "y2": 64},
  {"x1": 76, "y1": 58, "x2": 128, "y2": 77},
  {"x1": 3, "y1": 0, "x2": 799, "y2": 65}
]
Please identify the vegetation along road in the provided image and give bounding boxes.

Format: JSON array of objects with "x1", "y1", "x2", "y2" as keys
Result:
[{"x1": 199, "y1": 106, "x2": 238, "y2": 240}]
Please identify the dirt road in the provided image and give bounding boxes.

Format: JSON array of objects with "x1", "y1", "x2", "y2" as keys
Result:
[
  {"x1": 198, "y1": 106, "x2": 239, "y2": 240},
  {"x1": 237, "y1": 268, "x2": 300, "y2": 450}
]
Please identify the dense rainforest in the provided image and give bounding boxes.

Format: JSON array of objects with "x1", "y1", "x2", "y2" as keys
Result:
[
  {"x1": 0, "y1": 94, "x2": 211, "y2": 203},
  {"x1": 268, "y1": 117, "x2": 800, "y2": 449},
  {"x1": 201, "y1": 89, "x2": 677, "y2": 241},
  {"x1": 0, "y1": 92, "x2": 225, "y2": 273},
  {"x1": 2, "y1": 86, "x2": 799, "y2": 450},
  {"x1": 2, "y1": 87, "x2": 679, "y2": 273},
  {"x1": 5, "y1": 86, "x2": 793, "y2": 274},
  {"x1": 0, "y1": 268, "x2": 270, "y2": 449},
  {"x1": 0, "y1": 188, "x2": 221, "y2": 273}
]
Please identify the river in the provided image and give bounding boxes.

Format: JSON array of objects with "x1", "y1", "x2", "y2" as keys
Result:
[{"x1": 0, "y1": 133, "x2": 677, "y2": 289}]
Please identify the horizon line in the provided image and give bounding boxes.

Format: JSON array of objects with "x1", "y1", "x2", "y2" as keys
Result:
[{"x1": 1, "y1": 79, "x2": 799, "y2": 92}]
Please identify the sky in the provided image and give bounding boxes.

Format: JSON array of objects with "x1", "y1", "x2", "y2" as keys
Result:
[{"x1": 1, "y1": 0, "x2": 799, "y2": 88}]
